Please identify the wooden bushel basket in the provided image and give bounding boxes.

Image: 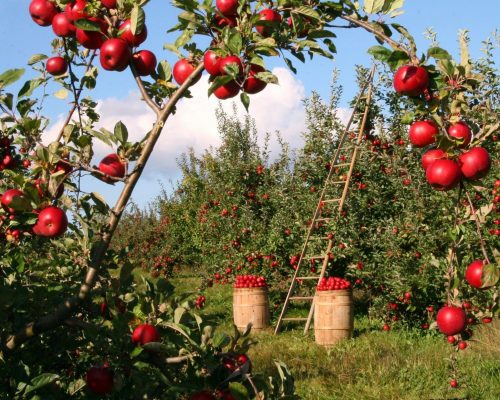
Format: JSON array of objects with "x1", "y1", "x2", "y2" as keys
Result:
[
  {"x1": 233, "y1": 287, "x2": 270, "y2": 332},
  {"x1": 314, "y1": 289, "x2": 354, "y2": 346}
]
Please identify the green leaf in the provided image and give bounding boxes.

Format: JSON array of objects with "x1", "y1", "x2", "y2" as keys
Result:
[
  {"x1": 227, "y1": 32, "x2": 243, "y2": 55},
  {"x1": 91, "y1": 128, "x2": 115, "y2": 147},
  {"x1": 28, "y1": 54, "x2": 48, "y2": 65},
  {"x1": 130, "y1": 5, "x2": 146, "y2": 35},
  {"x1": 54, "y1": 88, "x2": 68, "y2": 99},
  {"x1": 386, "y1": 50, "x2": 410, "y2": 70},
  {"x1": 114, "y1": 121, "x2": 129, "y2": 144},
  {"x1": 74, "y1": 19, "x2": 102, "y2": 32},
  {"x1": 427, "y1": 47, "x2": 452, "y2": 60},
  {"x1": 18, "y1": 78, "x2": 43, "y2": 98},
  {"x1": 292, "y1": 6, "x2": 321, "y2": 21},
  {"x1": 208, "y1": 75, "x2": 234, "y2": 97},
  {"x1": 228, "y1": 382, "x2": 249, "y2": 400},
  {"x1": 157, "y1": 60, "x2": 172, "y2": 81},
  {"x1": 212, "y1": 331, "x2": 230, "y2": 348},
  {"x1": 0, "y1": 69, "x2": 25, "y2": 89},
  {"x1": 174, "y1": 307, "x2": 186, "y2": 324},
  {"x1": 24, "y1": 373, "x2": 59, "y2": 395},
  {"x1": 481, "y1": 264, "x2": 500, "y2": 289},
  {"x1": 90, "y1": 192, "x2": 109, "y2": 214},
  {"x1": 364, "y1": 0, "x2": 385, "y2": 14},
  {"x1": 367, "y1": 45, "x2": 392, "y2": 62},
  {"x1": 240, "y1": 92, "x2": 250, "y2": 111}
]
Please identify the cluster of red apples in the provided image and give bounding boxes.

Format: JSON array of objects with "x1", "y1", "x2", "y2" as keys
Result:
[
  {"x1": 317, "y1": 276, "x2": 351, "y2": 291},
  {"x1": 393, "y1": 65, "x2": 492, "y2": 191},
  {"x1": 233, "y1": 274, "x2": 267, "y2": 288},
  {"x1": 29, "y1": 0, "x2": 157, "y2": 76}
]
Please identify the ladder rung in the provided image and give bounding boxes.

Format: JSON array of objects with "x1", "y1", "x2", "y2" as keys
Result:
[
  {"x1": 290, "y1": 296, "x2": 314, "y2": 301},
  {"x1": 321, "y1": 198, "x2": 341, "y2": 203},
  {"x1": 282, "y1": 317, "x2": 308, "y2": 322},
  {"x1": 315, "y1": 218, "x2": 334, "y2": 223},
  {"x1": 328, "y1": 180, "x2": 347, "y2": 185},
  {"x1": 297, "y1": 276, "x2": 320, "y2": 280},
  {"x1": 334, "y1": 163, "x2": 351, "y2": 167}
]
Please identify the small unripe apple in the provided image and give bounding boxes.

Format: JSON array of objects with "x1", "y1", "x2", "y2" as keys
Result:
[{"x1": 46, "y1": 57, "x2": 68, "y2": 76}]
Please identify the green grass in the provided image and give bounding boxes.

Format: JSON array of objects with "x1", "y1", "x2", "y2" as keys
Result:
[{"x1": 171, "y1": 276, "x2": 500, "y2": 400}]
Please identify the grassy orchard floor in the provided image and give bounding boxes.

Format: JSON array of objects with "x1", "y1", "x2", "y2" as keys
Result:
[{"x1": 171, "y1": 276, "x2": 500, "y2": 400}]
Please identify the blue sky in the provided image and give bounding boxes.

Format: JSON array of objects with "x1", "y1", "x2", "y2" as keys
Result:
[{"x1": 0, "y1": 1, "x2": 499, "y2": 209}]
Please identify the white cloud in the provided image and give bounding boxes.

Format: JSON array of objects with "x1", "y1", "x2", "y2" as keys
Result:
[{"x1": 45, "y1": 68, "x2": 309, "y2": 177}]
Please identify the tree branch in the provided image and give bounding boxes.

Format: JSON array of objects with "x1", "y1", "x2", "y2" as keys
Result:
[
  {"x1": 130, "y1": 62, "x2": 161, "y2": 117},
  {"x1": 339, "y1": 15, "x2": 419, "y2": 64},
  {"x1": 3, "y1": 63, "x2": 205, "y2": 353}
]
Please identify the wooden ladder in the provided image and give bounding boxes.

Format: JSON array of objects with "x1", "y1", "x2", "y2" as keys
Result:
[{"x1": 274, "y1": 66, "x2": 376, "y2": 335}]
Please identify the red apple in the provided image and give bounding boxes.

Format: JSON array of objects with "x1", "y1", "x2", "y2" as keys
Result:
[
  {"x1": 408, "y1": 120, "x2": 439, "y2": 148},
  {"x1": 86, "y1": 365, "x2": 114, "y2": 395},
  {"x1": 216, "y1": 0, "x2": 238, "y2": 17},
  {"x1": 29, "y1": 0, "x2": 57, "y2": 26},
  {"x1": 256, "y1": 8, "x2": 282, "y2": 37},
  {"x1": 436, "y1": 306, "x2": 466, "y2": 336},
  {"x1": 425, "y1": 159, "x2": 461, "y2": 191},
  {"x1": 100, "y1": 0, "x2": 117, "y2": 8},
  {"x1": 52, "y1": 12, "x2": 76, "y2": 37},
  {"x1": 118, "y1": 19, "x2": 148, "y2": 47},
  {"x1": 458, "y1": 147, "x2": 490, "y2": 180},
  {"x1": 173, "y1": 59, "x2": 200, "y2": 85},
  {"x1": 132, "y1": 50, "x2": 157, "y2": 76},
  {"x1": 203, "y1": 50, "x2": 221, "y2": 76},
  {"x1": 46, "y1": 57, "x2": 68, "y2": 76},
  {"x1": 1, "y1": 189, "x2": 28, "y2": 214},
  {"x1": 131, "y1": 323, "x2": 160, "y2": 345},
  {"x1": 99, "y1": 39, "x2": 131, "y2": 71},
  {"x1": 243, "y1": 64, "x2": 267, "y2": 94},
  {"x1": 213, "y1": 14, "x2": 237, "y2": 28},
  {"x1": 218, "y1": 55, "x2": 243, "y2": 76},
  {"x1": 76, "y1": 17, "x2": 108, "y2": 49},
  {"x1": 218, "y1": 390, "x2": 236, "y2": 400},
  {"x1": 213, "y1": 81, "x2": 240, "y2": 99},
  {"x1": 393, "y1": 65, "x2": 429, "y2": 97},
  {"x1": 447, "y1": 122, "x2": 471, "y2": 148},
  {"x1": 33, "y1": 206, "x2": 68, "y2": 238},
  {"x1": 65, "y1": 0, "x2": 88, "y2": 21},
  {"x1": 98, "y1": 153, "x2": 126, "y2": 179},
  {"x1": 421, "y1": 148, "x2": 447, "y2": 170},
  {"x1": 190, "y1": 391, "x2": 215, "y2": 400},
  {"x1": 465, "y1": 260, "x2": 486, "y2": 289}
]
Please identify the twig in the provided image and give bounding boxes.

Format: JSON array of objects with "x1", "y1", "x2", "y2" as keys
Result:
[
  {"x1": 3, "y1": 63, "x2": 205, "y2": 353},
  {"x1": 130, "y1": 62, "x2": 161, "y2": 116}
]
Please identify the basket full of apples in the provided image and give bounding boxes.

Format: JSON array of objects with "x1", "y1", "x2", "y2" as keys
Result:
[{"x1": 233, "y1": 275, "x2": 270, "y2": 332}]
